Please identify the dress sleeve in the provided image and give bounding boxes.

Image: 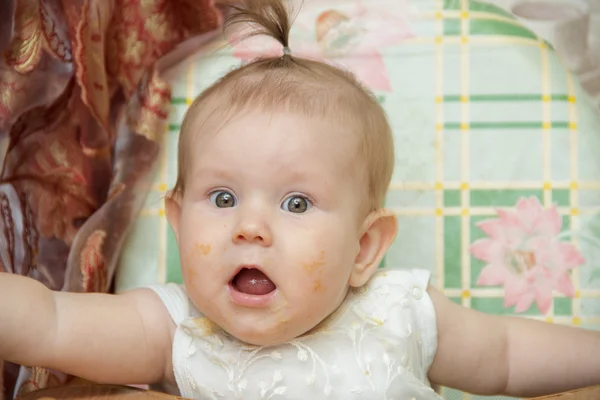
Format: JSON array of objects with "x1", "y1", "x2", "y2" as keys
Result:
[
  {"x1": 409, "y1": 269, "x2": 439, "y2": 373},
  {"x1": 148, "y1": 283, "x2": 190, "y2": 325}
]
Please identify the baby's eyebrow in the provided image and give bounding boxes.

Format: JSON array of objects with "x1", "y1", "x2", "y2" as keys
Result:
[
  {"x1": 193, "y1": 167, "x2": 237, "y2": 182},
  {"x1": 279, "y1": 168, "x2": 310, "y2": 181}
]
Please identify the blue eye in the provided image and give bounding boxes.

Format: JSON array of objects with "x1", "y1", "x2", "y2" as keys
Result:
[
  {"x1": 209, "y1": 190, "x2": 237, "y2": 208},
  {"x1": 282, "y1": 195, "x2": 312, "y2": 214}
]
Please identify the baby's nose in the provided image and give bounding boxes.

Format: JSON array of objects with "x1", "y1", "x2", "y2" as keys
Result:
[{"x1": 232, "y1": 217, "x2": 273, "y2": 246}]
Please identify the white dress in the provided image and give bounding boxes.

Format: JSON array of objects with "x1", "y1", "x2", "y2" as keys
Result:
[{"x1": 150, "y1": 268, "x2": 443, "y2": 400}]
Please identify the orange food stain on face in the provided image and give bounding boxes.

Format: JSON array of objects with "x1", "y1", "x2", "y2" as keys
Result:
[
  {"x1": 276, "y1": 317, "x2": 290, "y2": 327},
  {"x1": 186, "y1": 267, "x2": 197, "y2": 278},
  {"x1": 272, "y1": 299, "x2": 288, "y2": 313},
  {"x1": 195, "y1": 243, "x2": 211, "y2": 256},
  {"x1": 304, "y1": 250, "x2": 325, "y2": 274},
  {"x1": 183, "y1": 267, "x2": 199, "y2": 290},
  {"x1": 183, "y1": 265, "x2": 201, "y2": 289},
  {"x1": 313, "y1": 279, "x2": 323, "y2": 292}
]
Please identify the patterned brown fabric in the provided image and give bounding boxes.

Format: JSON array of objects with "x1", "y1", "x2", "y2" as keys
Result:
[{"x1": 0, "y1": 1, "x2": 222, "y2": 398}]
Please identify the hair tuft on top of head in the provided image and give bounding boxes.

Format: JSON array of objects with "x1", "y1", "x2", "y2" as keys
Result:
[{"x1": 219, "y1": 0, "x2": 297, "y2": 58}]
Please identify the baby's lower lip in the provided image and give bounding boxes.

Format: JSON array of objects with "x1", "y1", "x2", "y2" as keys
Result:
[{"x1": 228, "y1": 283, "x2": 277, "y2": 308}]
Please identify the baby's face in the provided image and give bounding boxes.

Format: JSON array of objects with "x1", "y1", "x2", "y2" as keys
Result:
[{"x1": 168, "y1": 110, "x2": 369, "y2": 345}]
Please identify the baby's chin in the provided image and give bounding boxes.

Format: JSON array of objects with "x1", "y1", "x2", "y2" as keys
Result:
[
  {"x1": 185, "y1": 282, "x2": 351, "y2": 346},
  {"x1": 221, "y1": 315, "x2": 318, "y2": 347},
  {"x1": 221, "y1": 295, "x2": 351, "y2": 346}
]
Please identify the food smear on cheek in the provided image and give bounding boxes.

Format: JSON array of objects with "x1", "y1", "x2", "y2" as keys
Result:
[
  {"x1": 313, "y1": 279, "x2": 324, "y2": 292},
  {"x1": 303, "y1": 250, "x2": 325, "y2": 274},
  {"x1": 195, "y1": 243, "x2": 211, "y2": 255}
]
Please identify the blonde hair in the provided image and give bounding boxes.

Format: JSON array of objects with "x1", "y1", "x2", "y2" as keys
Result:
[{"x1": 173, "y1": 0, "x2": 394, "y2": 212}]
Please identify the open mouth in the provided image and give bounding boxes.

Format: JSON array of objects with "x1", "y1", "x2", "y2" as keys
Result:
[{"x1": 230, "y1": 267, "x2": 276, "y2": 296}]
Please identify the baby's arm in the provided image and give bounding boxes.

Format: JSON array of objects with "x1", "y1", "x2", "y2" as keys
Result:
[
  {"x1": 0, "y1": 272, "x2": 174, "y2": 385},
  {"x1": 427, "y1": 286, "x2": 600, "y2": 397}
]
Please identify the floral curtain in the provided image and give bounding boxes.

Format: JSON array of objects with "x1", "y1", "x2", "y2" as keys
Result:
[{"x1": 0, "y1": 1, "x2": 221, "y2": 398}]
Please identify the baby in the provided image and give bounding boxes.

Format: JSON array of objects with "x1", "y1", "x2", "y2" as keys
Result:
[{"x1": 1, "y1": 1, "x2": 600, "y2": 399}]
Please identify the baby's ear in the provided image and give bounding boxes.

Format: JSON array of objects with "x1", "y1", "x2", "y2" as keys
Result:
[
  {"x1": 350, "y1": 209, "x2": 398, "y2": 287},
  {"x1": 164, "y1": 191, "x2": 182, "y2": 243}
]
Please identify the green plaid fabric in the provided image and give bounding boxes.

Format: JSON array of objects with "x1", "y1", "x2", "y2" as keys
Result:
[{"x1": 116, "y1": 1, "x2": 600, "y2": 398}]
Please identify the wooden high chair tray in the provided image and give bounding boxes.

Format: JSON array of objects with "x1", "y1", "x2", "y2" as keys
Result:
[
  {"x1": 531, "y1": 385, "x2": 600, "y2": 399},
  {"x1": 16, "y1": 384, "x2": 600, "y2": 399},
  {"x1": 16, "y1": 385, "x2": 187, "y2": 400}
]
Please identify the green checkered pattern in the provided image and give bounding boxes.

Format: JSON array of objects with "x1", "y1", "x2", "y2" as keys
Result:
[{"x1": 116, "y1": 1, "x2": 600, "y2": 398}]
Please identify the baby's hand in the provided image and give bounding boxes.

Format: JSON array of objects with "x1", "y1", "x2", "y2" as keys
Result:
[{"x1": 0, "y1": 273, "x2": 174, "y2": 385}]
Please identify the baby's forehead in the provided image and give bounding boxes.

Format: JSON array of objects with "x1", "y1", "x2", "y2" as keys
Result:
[
  {"x1": 181, "y1": 109, "x2": 366, "y2": 188},
  {"x1": 192, "y1": 109, "x2": 361, "y2": 161}
]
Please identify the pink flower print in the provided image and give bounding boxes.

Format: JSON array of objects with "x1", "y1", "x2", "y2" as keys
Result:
[
  {"x1": 230, "y1": 0, "x2": 415, "y2": 92},
  {"x1": 471, "y1": 197, "x2": 585, "y2": 314}
]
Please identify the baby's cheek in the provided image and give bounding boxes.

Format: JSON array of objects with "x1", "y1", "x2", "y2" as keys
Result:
[
  {"x1": 195, "y1": 243, "x2": 212, "y2": 256},
  {"x1": 302, "y1": 250, "x2": 325, "y2": 275},
  {"x1": 181, "y1": 267, "x2": 198, "y2": 293},
  {"x1": 312, "y1": 279, "x2": 324, "y2": 292},
  {"x1": 182, "y1": 241, "x2": 217, "y2": 266},
  {"x1": 182, "y1": 262, "x2": 205, "y2": 284},
  {"x1": 180, "y1": 245, "x2": 221, "y2": 293}
]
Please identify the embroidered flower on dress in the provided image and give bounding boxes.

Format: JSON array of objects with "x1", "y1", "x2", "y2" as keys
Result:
[{"x1": 297, "y1": 349, "x2": 308, "y2": 361}]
